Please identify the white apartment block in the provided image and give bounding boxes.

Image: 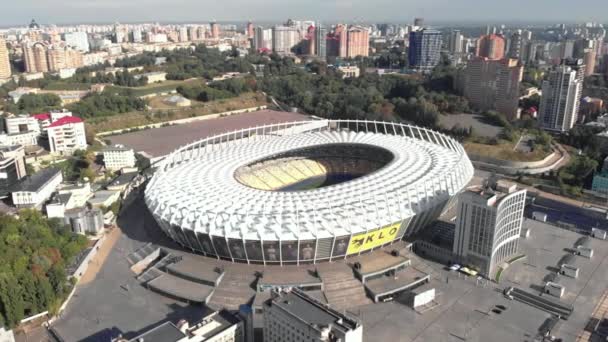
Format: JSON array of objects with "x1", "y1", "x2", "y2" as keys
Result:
[
  {"x1": 453, "y1": 180, "x2": 527, "y2": 277},
  {"x1": 0, "y1": 131, "x2": 38, "y2": 147},
  {"x1": 43, "y1": 114, "x2": 87, "y2": 155},
  {"x1": 103, "y1": 145, "x2": 136, "y2": 171},
  {"x1": 12, "y1": 168, "x2": 63, "y2": 209},
  {"x1": 539, "y1": 64, "x2": 583, "y2": 132},
  {"x1": 264, "y1": 289, "x2": 363, "y2": 342}
]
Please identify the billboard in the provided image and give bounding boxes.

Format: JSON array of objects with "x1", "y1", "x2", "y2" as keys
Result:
[{"x1": 346, "y1": 222, "x2": 401, "y2": 255}]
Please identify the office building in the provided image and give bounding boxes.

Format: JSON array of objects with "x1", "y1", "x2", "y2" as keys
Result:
[
  {"x1": 5, "y1": 115, "x2": 40, "y2": 135},
  {"x1": 272, "y1": 26, "x2": 299, "y2": 55},
  {"x1": 0, "y1": 37, "x2": 11, "y2": 80},
  {"x1": 315, "y1": 24, "x2": 327, "y2": 59},
  {"x1": 408, "y1": 29, "x2": 442, "y2": 72},
  {"x1": 103, "y1": 144, "x2": 136, "y2": 171},
  {"x1": 211, "y1": 22, "x2": 221, "y2": 39},
  {"x1": 263, "y1": 289, "x2": 362, "y2": 342},
  {"x1": 346, "y1": 26, "x2": 369, "y2": 57},
  {"x1": 449, "y1": 30, "x2": 463, "y2": 54},
  {"x1": 23, "y1": 42, "x2": 49, "y2": 73},
  {"x1": 113, "y1": 310, "x2": 245, "y2": 342},
  {"x1": 476, "y1": 34, "x2": 505, "y2": 60},
  {"x1": 539, "y1": 63, "x2": 584, "y2": 132},
  {"x1": 463, "y1": 58, "x2": 523, "y2": 120},
  {"x1": 453, "y1": 181, "x2": 527, "y2": 277},
  {"x1": 254, "y1": 27, "x2": 272, "y2": 51},
  {"x1": 0, "y1": 145, "x2": 26, "y2": 198},
  {"x1": 11, "y1": 168, "x2": 63, "y2": 209},
  {"x1": 64, "y1": 32, "x2": 90, "y2": 52}
]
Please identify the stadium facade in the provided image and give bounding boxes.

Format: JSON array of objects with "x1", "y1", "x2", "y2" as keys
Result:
[{"x1": 145, "y1": 120, "x2": 474, "y2": 264}]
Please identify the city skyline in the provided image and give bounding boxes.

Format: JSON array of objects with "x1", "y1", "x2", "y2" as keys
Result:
[{"x1": 2, "y1": 0, "x2": 608, "y2": 27}]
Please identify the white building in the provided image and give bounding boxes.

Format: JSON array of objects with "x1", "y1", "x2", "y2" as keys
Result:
[
  {"x1": 103, "y1": 145, "x2": 136, "y2": 171},
  {"x1": 45, "y1": 115, "x2": 87, "y2": 155},
  {"x1": 453, "y1": 180, "x2": 527, "y2": 277},
  {"x1": 272, "y1": 26, "x2": 299, "y2": 55},
  {"x1": 4, "y1": 115, "x2": 40, "y2": 135},
  {"x1": 254, "y1": 27, "x2": 273, "y2": 51},
  {"x1": 0, "y1": 131, "x2": 38, "y2": 147},
  {"x1": 114, "y1": 310, "x2": 245, "y2": 342},
  {"x1": 539, "y1": 64, "x2": 583, "y2": 132},
  {"x1": 134, "y1": 71, "x2": 167, "y2": 84},
  {"x1": 263, "y1": 289, "x2": 363, "y2": 342},
  {"x1": 64, "y1": 32, "x2": 90, "y2": 52},
  {"x1": 11, "y1": 168, "x2": 63, "y2": 208}
]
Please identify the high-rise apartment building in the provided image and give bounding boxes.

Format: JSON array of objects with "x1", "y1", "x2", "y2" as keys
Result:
[
  {"x1": 254, "y1": 27, "x2": 272, "y2": 51},
  {"x1": 346, "y1": 26, "x2": 369, "y2": 57},
  {"x1": 272, "y1": 25, "x2": 299, "y2": 55},
  {"x1": 263, "y1": 289, "x2": 363, "y2": 342},
  {"x1": 453, "y1": 181, "x2": 526, "y2": 277},
  {"x1": 247, "y1": 21, "x2": 254, "y2": 38},
  {"x1": 507, "y1": 31, "x2": 523, "y2": 59},
  {"x1": 197, "y1": 26, "x2": 206, "y2": 40},
  {"x1": 187, "y1": 26, "x2": 198, "y2": 41},
  {"x1": 46, "y1": 46, "x2": 84, "y2": 72},
  {"x1": 476, "y1": 34, "x2": 505, "y2": 60},
  {"x1": 335, "y1": 24, "x2": 348, "y2": 58},
  {"x1": 179, "y1": 26, "x2": 189, "y2": 42},
  {"x1": 449, "y1": 30, "x2": 463, "y2": 54},
  {"x1": 584, "y1": 48, "x2": 597, "y2": 76},
  {"x1": 539, "y1": 62, "x2": 584, "y2": 132},
  {"x1": 23, "y1": 42, "x2": 49, "y2": 73},
  {"x1": 463, "y1": 58, "x2": 523, "y2": 120},
  {"x1": 132, "y1": 27, "x2": 143, "y2": 43},
  {"x1": 64, "y1": 32, "x2": 90, "y2": 52},
  {"x1": 315, "y1": 24, "x2": 327, "y2": 59},
  {"x1": 0, "y1": 38, "x2": 10, "y2": 80},
  {"x1": 211, "y1": 22, "x2": 221, "y2": 39},
  {"x1": 408, "y1": 29, "x2": 442, "y2": 72}
]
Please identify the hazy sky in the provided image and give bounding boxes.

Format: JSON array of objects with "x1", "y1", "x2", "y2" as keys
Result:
[{"x1": 3, "y1": 0, "x2": 608, "y2": 26}]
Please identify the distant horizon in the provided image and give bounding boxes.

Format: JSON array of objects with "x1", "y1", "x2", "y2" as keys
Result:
[
  {"x1": 2, "y1": 0, "x2": 608, "y2": 28},
  {"x1": 0, "y1": 18, "x2": 605, "y2": 30}
]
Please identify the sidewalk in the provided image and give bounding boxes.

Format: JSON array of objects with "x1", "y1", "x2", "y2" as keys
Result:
[{"x1": 79, "y1": 227, "x2": 123, "y2": 285}]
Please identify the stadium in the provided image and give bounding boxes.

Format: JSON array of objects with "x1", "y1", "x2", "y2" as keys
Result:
[{"x1": 144, "y1": 119, "x2": 474, "y2": 264}]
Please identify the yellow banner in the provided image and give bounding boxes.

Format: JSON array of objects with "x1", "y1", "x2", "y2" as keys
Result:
[{"x1": 347, "y1": 222, "x2": 401, "y2": 255}]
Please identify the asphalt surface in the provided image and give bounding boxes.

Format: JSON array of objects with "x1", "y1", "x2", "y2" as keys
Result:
[{"x1": 526, "y1": 196, "x2": 608, "y2": 232}]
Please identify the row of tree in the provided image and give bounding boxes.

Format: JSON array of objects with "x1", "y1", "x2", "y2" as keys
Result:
[{"x1": 0, "y1": 210, "x2": 88, "y2": 328}]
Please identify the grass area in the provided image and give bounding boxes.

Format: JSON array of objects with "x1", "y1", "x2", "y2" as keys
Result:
[
  {"x1": 494, "y1": 267, "x2": 504, "y2": 283},
  {"x1": 86, "y1": 92, "x2": 268, "y2": 133},
  {"x1": 43, "y1": 81, "x2": 92, "y2": 91},
  {"x1": 464, "y1": 139, "x2": 552, "y2": 162},
  {"x1": 107, "y1": 78, "x2": 202, "y2": 97}
]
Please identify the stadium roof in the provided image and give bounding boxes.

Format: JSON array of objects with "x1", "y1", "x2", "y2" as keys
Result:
[{"x1": 146, "y1": 120, "x2": 473, "y2": 241}]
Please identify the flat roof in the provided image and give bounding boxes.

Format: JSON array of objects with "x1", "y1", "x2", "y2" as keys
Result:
[
  {"x1": 267, "y1": 290, "x2": 359, "y2": 333},
  {"x1": 108, "y1": 172, "x2": 138, "y2": 187},
  {"x1": 108, "y1": 110, "x2": 310, "y2": 158},
  {"x1": 128, "y1": 321, "x2": 186, "y2": 342},
  {"x1": 147, "y1": 274, "x2": 214, "y2": 303},
  {"x1": 12, "y1": 168, "x2": 61, "y2": 193},
  {"x1": 364, "y1": 267, "x2": 429, "y2": 296}
]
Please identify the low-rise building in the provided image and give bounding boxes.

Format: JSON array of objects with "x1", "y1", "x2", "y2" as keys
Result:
[
  {"x1": 337, "y1": 65, "x2": 360, "y2": 78},
  {"x1": 0, "y1": 131, "x2": 39, "y2": 147},
  {"x1": 113, "y1": 310, "x2": 245, "y2": 342},
  {"x1": 102, "y1": 145, "x2": 136, "y2": 171},
  {"x1": 134, "y1": 71, "x2": 167, "y2": 84},
  {"x1": 263, "y1": 289, "x2": 363, "y2": 342},
  {"x1": 87, "y1": 190, "x2": 120, "y2": 208},
  {"x1": 0, "y1": 145, "x2": 27, "y2": 198},
  {"x1": 106, "y1": 172, "x2": 139, "y2": 192},
  {"x1": 64, "y1": 207, "x2": 104, "y2": 235},
  {"x1": 11, "y1": 168, "x2": 62, "y2": 208}
]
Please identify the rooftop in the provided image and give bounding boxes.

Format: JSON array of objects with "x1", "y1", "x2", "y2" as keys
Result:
[
  {"x1": 127, "y1": 321, "x2": 186, "y2": 342},
  {"x1": 12, "y1": 168, "x2": 61, "y2": 193},
  {"x1": 266, "y1": 289, "x2": 359, "y2": 334},
  {"x1": 48, "y1": 116, "x2": 83, "y2": 128}
]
